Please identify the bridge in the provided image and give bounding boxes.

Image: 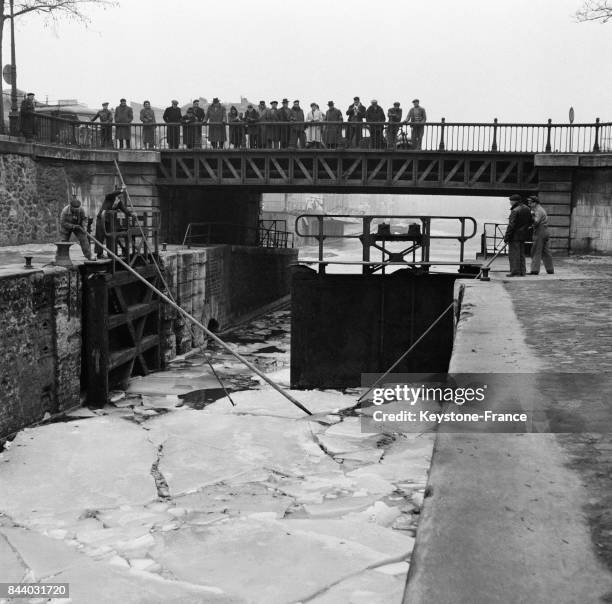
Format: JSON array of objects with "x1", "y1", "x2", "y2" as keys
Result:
[{"x1": 2, "y1": 114, "x2": 612, "y2": 255}]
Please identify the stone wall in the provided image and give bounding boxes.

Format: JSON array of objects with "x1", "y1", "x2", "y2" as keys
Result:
[
  {"x1": 0, "y1": 143, "x2": 160, "y2": 247},
  {"x1": 0, "y1": 266, "x2": 81, "y2": 439},
  {"x1": 160, "y1": 245, "x2": 298, "y2": 357},
  {"x1": 571, "y1": 168, "x2": 612, "y2": 254}
]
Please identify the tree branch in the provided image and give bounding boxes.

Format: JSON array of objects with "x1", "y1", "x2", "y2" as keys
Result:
[
  {"x1": 13, "y1": 0, "x2": 116, "y2": 20},
  {"x1": 575, "y1": 0, "x2": 612, "y2": 22}
]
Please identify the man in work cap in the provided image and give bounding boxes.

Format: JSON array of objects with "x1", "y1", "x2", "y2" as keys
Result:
[
  {"x1": 20, "y1": 92, "x2": 36, "y2": 140},
  {"x1": 59, "y1": 195, "x2": 93, "y2": 260},
  {"x1": 406, "y1": 98, "x2": 427, "y2": 149},
  {"x1": 94, "y1": 186, "x2": 133, "y2": 259},
  {"x1": 503, "y1": 194, "x2": 532, "y2": 277},
  {"x1": 527, "y1": 195, "x2": 554, "y2": 275},
  {"x1": 278, "y1": 99, "x2": 292, "y2": 148},
  {"x1": 91, "y1": 101, "x2": 113, "y2": 147}
]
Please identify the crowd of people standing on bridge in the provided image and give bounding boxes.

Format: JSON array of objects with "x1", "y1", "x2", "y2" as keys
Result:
[
  {"x1": 19, "y1": 92, "x2": 428, "y2": 150},
  {"x1": 89, "y1": 96, "x2": 428, "y2": 151}
]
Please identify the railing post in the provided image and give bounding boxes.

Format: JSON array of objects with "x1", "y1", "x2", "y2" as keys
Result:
[
  {"x1": 438, "y1": 117, "x2": 446, "y2": 151},
  {"x1": 545, "y1": 119, "x2": 552, "y2": 152},
  {"x1": 593, "y1": 117, "x2": 601, "y2": 153},
  {"x1": 491, "y1": 118, "x2": 498, "y2": 152}
]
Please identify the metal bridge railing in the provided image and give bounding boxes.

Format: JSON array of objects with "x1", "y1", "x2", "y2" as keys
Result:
[
  {"x1": 480, "y1": 222, "x2": 536, "y2": 258},
  {"x1": 18, "y1": 113, "x2": 612, "y2": 154},
  {"x1": 182, "y1": 220, "x2": 294, "y2": 249},
  {"x1": 480, "y1": 222, "x2": 509, "y2": 257}
]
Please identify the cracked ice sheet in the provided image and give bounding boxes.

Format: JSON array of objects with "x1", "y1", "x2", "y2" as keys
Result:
[
  {"x1": 0, "y1": 526, "x2": 241, "y2": 604},
  {"x1": 201, "y1": 387, "x2": 354, "y2": 420},
  {"x1": 144, "y1": 409, "x2": 342, "y2": 497},
  {"x1": 307, "y1": 570, "x2": 406, "y2": 604},
  {"x1": 0, "y1": 417, "x2": 157, "y2": 526},
  {"x1": 150, "y1": 516, "x2": 408, "y2": 604}
]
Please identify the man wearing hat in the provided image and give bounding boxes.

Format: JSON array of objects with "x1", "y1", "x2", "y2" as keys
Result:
[
  {"x1": 94, "y1": 186, "x2": 133, "y2": 259},
  {"x1": 365, "y1": 99, "x2": 385, "y2": 149},
  {"x1": 289, "y1": 100, "x2": 306, "y2": 149},
  {"x1": 191, "y1": 99, "x2": 206, "y2": 148},
  {"x1": 91, "y1": 102, "x2": 113, "y2": 148},
  {"x1": 264, "y1": 101, "x2": 280, "y2": 149},
  {"x1": 527, "y1": 195, "x2": 554, "y2": 275},
  {"x1": 324, "y1": 101, "x2": 343, "y2": 149},
  {"x1": 278, "y1": 99, "x2": 292, "y2": 149},
  {"x1": 503, "y1": 194, "x2": 532, "y2": 277},
  {"x1": 346, "y1": 96, "x2": 365, "y2": 147},
  {"x1": 114, "y1": 98, "x2": 133, "y2": 149},
  {"x1": 244, "y1": 104, "x2": 259, "y2": 149},
  {"x1": 163, "y1": 100, "x2": 182, "y2": 149},
  {"x1": 19, "y1": 92, "x2": 36, "y2": 141},
  {"x1": 387, "y1": 102, "x2": 403, "y2": 148},
  {"x1": 59, "y1": 195, "x2": 93, "y2": 260},
  {"x1": 406, "y1": 99, "x2": 427, "y2": 150},
  {"x1": 206, "y1": 98, "x2": 226, "y2": 149}
]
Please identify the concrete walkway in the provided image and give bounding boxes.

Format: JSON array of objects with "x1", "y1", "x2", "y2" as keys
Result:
[{"x1": 404, "y1": 257, "x2": 612, "y2": 603}]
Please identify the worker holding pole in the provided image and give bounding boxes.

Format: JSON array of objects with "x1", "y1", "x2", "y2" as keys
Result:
[{"x1": 94, "y1": 186, "x2": 133, "y2": 259}]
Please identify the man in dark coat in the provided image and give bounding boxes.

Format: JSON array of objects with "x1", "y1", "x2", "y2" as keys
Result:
[
  {"x1": 244, "y1": 104, "x2": 260, "y2": 149},
  {"x1": 265, "y1": 101, "x2": 280, "y2": 149},
  {"x1": 387, "y1": 102, "x2": 403, "y2": 148},
  {"x1": 91, "y1": 102, "x2": 113, "y2": 148},
  {"x1": 289, "y1": 100, "x2": 306, "y2": 149},
  {"x1": 277, "y1": 99, "x2": 292, "y2": 149},
  {"x1": 324, "y1": 101, "x2": 343, "y2": 149},
  {"x1": 504, "y1": 194, "x2": 532, "y2": 277},
  {"x1": 191, "y1": 99, "x2": 206, "y2": 148},
  {"x1": 19, "y1": 92, "x2": 36, "y2": 141},
  {"x1": 206, "y1": 98, "x2": 227, "y2": 149},
  {"x1": 114, "y1": 98, "x2": 133, "y2": 149},
  {"x1": 346, "y1": 96, "x2": 366, "y2": 147},
  {"x1": 182, "y1": 107, "x2": 197, "y2": 149},
  {"x1": 94, "y1": 187, "x2": 133, "y2": 259},
  {"x1": 163, "y1": 100, "x2": 182, "y2": 149},
  {"x1": 365, "y1": 99, "x2": 385, "y2": 149}
]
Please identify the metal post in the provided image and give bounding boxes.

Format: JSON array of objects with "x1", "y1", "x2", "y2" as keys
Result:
[
  {"x1": 545, "y1": 119, "x2": 552, "y2": 153},
  {"x1": 8, "y1": 0, "x2": 19, "y2": 136},
  {"x1": 362, "y1": 216, "x2": 372, "y2": 275},
  {"x1": 438, "y1": 117, "x2": 446, "y2": 151},
  {"x1": 491, "y1": 118, "x2": 498, "y2": 152},
  {"x1": 83, "y1": 261, "x2": 111, "y2": 408},
  {"x1": 593, "y1": 117, "x2": 601, "y2": 153}
]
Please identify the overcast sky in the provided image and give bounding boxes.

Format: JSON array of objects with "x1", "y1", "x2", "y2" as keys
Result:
[{"x1": 6, "y1": 0, "x2": 611, "y2": 122}]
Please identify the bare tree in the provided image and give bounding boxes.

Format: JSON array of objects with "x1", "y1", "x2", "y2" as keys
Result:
[
  {"x1": 0, "y1": 0, "x2": 117, "y2": 134},
  {"x1": 575, "y1": 0, "x2": 612, "y2": 22}
]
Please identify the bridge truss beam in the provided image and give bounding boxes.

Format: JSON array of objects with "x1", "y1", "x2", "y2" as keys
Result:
[{"x1": 156, "y1": 151, "x2": 539, "y2": 195}]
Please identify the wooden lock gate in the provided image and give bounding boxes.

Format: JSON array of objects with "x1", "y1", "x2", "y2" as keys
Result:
[{"x1": 81, "y1": 211, "x2": 162, "y2": 407}]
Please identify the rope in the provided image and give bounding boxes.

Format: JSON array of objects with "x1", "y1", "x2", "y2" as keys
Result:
[
  {"x1": 357, "y1": 301, "x2": 456, "y2": 404},
  {"x1": 112, "y1": 160, "x2": 237, "y2": 407},
  {"x1": 85, "y1": 232, "x2": 313, "y2": 416}
]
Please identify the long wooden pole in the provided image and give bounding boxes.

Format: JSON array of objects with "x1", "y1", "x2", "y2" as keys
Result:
[{"x1": 85, "y1": 232, "x2": 313, "y2": 416}]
